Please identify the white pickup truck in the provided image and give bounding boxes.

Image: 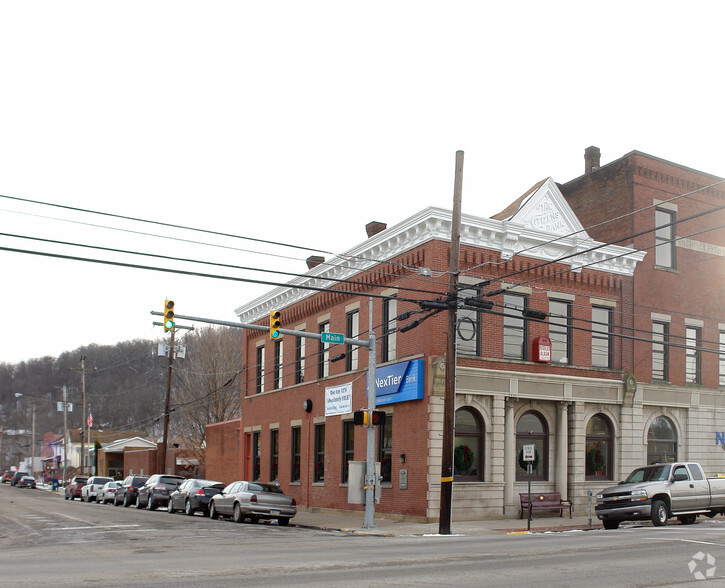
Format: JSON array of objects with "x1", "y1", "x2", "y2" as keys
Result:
[{"x1": 595, "y1": 462, "x2": 725, "y2": 529}]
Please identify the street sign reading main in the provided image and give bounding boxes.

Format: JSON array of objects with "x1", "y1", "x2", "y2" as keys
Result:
[{"x1": 320, "y1": 332, "x2": 345, "y2": 344}]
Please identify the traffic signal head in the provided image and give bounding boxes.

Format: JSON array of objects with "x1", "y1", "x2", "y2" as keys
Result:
[
  {"x1": 163, "y1": 299, "x2": 175, "y2": 332},
  {"x1": 270, "y1": 310, "x2": 281, "y2": 339},
  {"x1": 353, "y1": 410, "x2": 366, "y2": 426},
  {"x1": 371, "y1": 410, "x2": 386, "y2": 427}
]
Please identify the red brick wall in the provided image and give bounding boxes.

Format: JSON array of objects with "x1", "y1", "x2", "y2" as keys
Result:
[
  {"x1": 124, "y1": 448, "x2": 156, "y2": 477},
  {"x1": 562, "y1": 150, "x2": 725, "y2": 388},
  {"x1": 205, "y1": 419, "x2": 242, "y2": 485}
]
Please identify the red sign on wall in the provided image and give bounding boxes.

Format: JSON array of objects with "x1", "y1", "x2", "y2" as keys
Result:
[{"x1": 532, "y1": 336, "x2": 552, "y2": 363}]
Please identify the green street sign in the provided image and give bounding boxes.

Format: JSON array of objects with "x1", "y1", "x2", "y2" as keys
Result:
[{"x1": 320, "y1": 332, "x2": 344, "y2": 344}]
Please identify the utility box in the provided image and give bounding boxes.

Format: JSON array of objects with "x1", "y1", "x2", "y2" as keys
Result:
[
  {"x1": 347, "y1": 461, "x2": 381, "y2": 504},
  {"x1": 399, "y1": 468, "x2": 408, "y2": 490}
]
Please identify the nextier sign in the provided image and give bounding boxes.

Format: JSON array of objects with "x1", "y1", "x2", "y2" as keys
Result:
[{"x1": 368, "y1": 360, "x2": 424, "y2": 406}]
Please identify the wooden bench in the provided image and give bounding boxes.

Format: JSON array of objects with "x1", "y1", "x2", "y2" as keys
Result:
[{"x1": 519, "y1": 492, "x2": 572, "y2": 519}]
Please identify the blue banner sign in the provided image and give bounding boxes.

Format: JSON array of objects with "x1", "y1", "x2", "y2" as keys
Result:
[{"x1": 368, "y1": 360, "x2": 424, "y2": 406}]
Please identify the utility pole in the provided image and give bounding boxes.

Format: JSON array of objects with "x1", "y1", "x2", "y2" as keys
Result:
[
  {"x1": 31, "y1": 402, "x2": 36, "y2": 477},
  {"x1": 161, "y1": 327, "x2": 175, "y2": 474},
  {"x1": 62, "y1": 385, "x2": 68, "y2": 485},
  {"x1": 363, "y1": 297, "x2": 378, "y2": 529},
  {"x1": 70, "y1": 355, "x2": 89, "y2": 475},
  {"x1": 439, "y1": 150, "x2": 463, "y2": 535}
]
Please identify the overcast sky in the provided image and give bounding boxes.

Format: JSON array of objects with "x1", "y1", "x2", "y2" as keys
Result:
[{"x1": 1, "y1": 1, "x2": 723, "y2": 365}]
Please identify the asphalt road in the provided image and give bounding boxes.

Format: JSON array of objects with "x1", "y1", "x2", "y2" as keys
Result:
[{"x1": 3, "y1": 483, "x2": 725, "y2": 586}]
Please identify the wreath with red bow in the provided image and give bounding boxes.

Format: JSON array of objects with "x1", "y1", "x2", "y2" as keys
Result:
[
  {"x1": 454, "y1": 444, "x2": 475, "y2": 472},
  {"x1": 587, "y1": 447, "x2": 606, "y2": 473}
]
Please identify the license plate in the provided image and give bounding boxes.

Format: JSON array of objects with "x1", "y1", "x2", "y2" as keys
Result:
[{"x1": 270, "y1": 509, "x2": 280, "y2": 515}]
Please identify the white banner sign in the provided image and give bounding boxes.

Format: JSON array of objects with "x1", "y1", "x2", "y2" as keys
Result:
[{"x1": 325, "y1": 382, "x2": 353, "y2": 416}]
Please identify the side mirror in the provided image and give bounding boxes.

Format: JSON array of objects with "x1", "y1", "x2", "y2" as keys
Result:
[{"x1": 673, "y1": 473, "x2": 688, "y2": 482}]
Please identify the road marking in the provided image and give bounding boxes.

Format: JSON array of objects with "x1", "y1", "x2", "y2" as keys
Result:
[
  {"x1": 47, "y1": 524, "x2": 141, "y2": 531},
  {"x1": 655, "y1": 538, "x2": 723, "y2": 547}
]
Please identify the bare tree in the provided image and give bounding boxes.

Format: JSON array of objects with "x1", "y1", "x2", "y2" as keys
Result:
[{"x1": 170, "y1": 326, "x2": 243, "y2": 471}]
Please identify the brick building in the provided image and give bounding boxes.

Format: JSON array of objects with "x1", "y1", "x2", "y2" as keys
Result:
[
  {"x1": 206, "y1": 172, "x2": 659, "y2": 520},
  {"x1": 561, "y1": 147, "x2": 725, "y2": 477}
]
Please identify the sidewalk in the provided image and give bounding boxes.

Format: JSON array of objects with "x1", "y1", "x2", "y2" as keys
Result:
[{"x1": 292, "y1": 508, "x2": 600, "y2": 536}]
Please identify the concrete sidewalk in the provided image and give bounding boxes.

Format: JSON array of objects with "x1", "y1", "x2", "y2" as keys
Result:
[{"x1": 292, "y1": 508, "x2": 600, "y2": 536}]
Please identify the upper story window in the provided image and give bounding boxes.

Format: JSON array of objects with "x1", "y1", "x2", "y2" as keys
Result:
[
  {"x1": 381, "y1": 297, "x2": 397, "y2": 363},
  {"x1": 295, "y1": 335, "x2": 305, "y2": 384},
  {"x1": 652, "y1": 321, "x2": 669, "y2": 381},
  {"x1": 655, "y1": 208, "x2": 676, "y2": 269},
  {"x1": 548, "y1": 299, "x2": 571, "y2": 364},
  {"x1": 255, "y1": 346, "x2": 265, "y2": 394},
  {"x1": 503, "y1": 293, "x2": 527, "y2": 360},
  {"x1": 457, "y1": 287, "x2": 481, "y2": 356},
  {"x1": 318, "y1": 321, "x2": 330, "y2": 379},
  {"x1": 720, "y1": 331, "x2": 725, "y2": 387},
  {"x1": 591, "y1": 306, "x2": 613, "y2": 369},
  {"x1": 273, "y1": 339, "x2": 283, "y2": 390},
  {"x1": 346, "y1": 310, "x2": 359, "y2": 372},
  {"x1": 685, "y1": 326, "x2": 702, "y2": 385}
]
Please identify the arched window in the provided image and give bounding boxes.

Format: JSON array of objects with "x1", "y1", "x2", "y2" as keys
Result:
[
  {"x1": 454, "y1": 408, "x2": 484, "y2": 481},
  {"x1": 585, "y1": 414, "x2": 613, "y2": 480},
  {"x1": 647, "y1": 416, "x2": 677, "y2": 464},
  {"x1": 516, "y1": 411, "x2": 548, "y2": 481}
]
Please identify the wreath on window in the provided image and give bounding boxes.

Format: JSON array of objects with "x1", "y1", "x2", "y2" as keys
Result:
[
  {"x1": 586, "y1": 447, "x2": 606, "y2": 473},
  {"x1": 454, "y1": 444, "x2": 475, "y2": 472},
  {"x1": 517, "y1": 447, "x2": 540, "y2": 472}
]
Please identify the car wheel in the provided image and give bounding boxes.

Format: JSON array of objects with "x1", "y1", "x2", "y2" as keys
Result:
[
  {"x1": 167, "y1": 500, "x2": 175, "y2": 514},
  {"x1": 602, "y1": 520, "x2": 620, "y2": 530},
  {"x1": 147, "y1": 496, "x2": 156, "y2": 511},
  {"x1": 679, "y1": 514, "x2": 697, "y2": 525},
  {"x1": 651, "y1": 499, "x2": 669, "y2": 526},
  {"x1": 136, "y1": 495, "x2": 142, "y2": 509},
  {"x1": 209, "y1": 502, "x2": 218, "y2": 520},
  {"x1": 277, "y1": 517, "x2": 290, "y2": 527},
  {"x1": 185, "y1": 500, "x2": 194, "y2": 516},
  {"x1": 233, "y1": 503, "x2": 244, "y2": 523},
  {"x1": 65, "y1": 494, "x2": 69, "y2": 500},
  {"x1": 124, "y1": 494, "x2": 131, "y2": 507}
]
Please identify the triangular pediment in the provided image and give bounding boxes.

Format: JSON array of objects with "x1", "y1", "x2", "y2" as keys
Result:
[
  {"x1": 102, "y1": 436, "x2": 156, "y2": 452},
  {"x1": 497, "y1": 177, "x2": 587, "y2": 237}
]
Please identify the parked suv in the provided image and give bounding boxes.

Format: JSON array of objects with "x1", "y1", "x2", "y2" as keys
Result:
[
  {"x1": 10, "y1": 471, "x2": 28, "y2": 486},
  {"x1": 114, "y1": 475, "x2": 149, "y2": 507},
  {"x1": 136, "y1": 474, "x2": 185, "y2": 510},
  {"x1": 65, "y1": 475, "x2": 89, "y2": 500},
  {"x1": 81, "y1": 476, "x2": 114, "y2": 502}
]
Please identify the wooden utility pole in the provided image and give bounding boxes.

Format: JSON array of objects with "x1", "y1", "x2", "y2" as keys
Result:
[
  {"x1": 161, "y1": 327, "x2": 175, "y2": 474},
  {"x1": 439, "y1": 150, "x2": 463, "y2": 535}
]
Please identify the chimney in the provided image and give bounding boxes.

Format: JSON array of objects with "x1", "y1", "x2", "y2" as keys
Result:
[
  {"x1": 306, "y1": 255, "x2": 325, "y2": 270},
  {"x1": 584, "y1": 146, "x2": 601, "y2": 174},
  {"x1": 365, "y1": 221, "x2": 387, "y2": 238}
]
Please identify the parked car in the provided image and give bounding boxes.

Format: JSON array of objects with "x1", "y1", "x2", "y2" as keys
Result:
[
  {"x1": 136, "y1": 474, "x2": 185, "y2": 510},
  {"x1": 99, "y1": 481, "x2": 121, "y2": 504},
  {"x1": 596, "y1": 462, "x2": 725, "y2": 529},
  {"x1": 17, "y1": 476, "x2": 36, "y2": 489},
  {"x1": 65, "y1": 475, "x2": 89, "y2": 500},
  {"x1": 114, "y1": 475, "x2": 149, "y2": 507},
  {"x1": 168, "y1": 479, "x2": 225, "y2": 516},
  {"x1": 11, "y1": 470, "x2": 29, "y2": 486},
  {"x1": 209, "y1": 481, "x2": 296, "y2": 525},
  {"x1": 2, "y1": 470, "x2": 16, "y2": 483},
  {"x1": 80, "y1": 476, "x2": 114, "y2": 502}
]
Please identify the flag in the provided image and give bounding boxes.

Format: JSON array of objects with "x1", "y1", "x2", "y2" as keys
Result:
[{"x1": 87, "y1": 410, "x2": 93, "y2": 429}]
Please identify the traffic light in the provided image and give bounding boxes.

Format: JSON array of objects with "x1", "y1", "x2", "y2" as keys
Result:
[
  {"x1": 270, "y1": 310, "x2": 281, "y2": 339},
  {"x1": 163, "y1": 299, "x2": 175, "y2": 332},
  {"x1": 353, "y1": 410, "x2": 386, "y2": 426}
]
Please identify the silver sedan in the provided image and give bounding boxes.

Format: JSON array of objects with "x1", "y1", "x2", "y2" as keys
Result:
[{"x1": 209, "y1": 481, "x2": 296, "y2": 525}]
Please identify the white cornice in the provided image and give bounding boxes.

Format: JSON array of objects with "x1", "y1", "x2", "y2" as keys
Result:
[{"x1": 235, "y1": 190, "x2": 645, "y2": 323}]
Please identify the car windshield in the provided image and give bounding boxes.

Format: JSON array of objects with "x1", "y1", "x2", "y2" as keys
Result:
[
  {"x1": 132, "y1": 478, "x2": 148, "y2": 487},
  {"x1": 624, "y1": 465, "x2": 671, "y2": 483}
]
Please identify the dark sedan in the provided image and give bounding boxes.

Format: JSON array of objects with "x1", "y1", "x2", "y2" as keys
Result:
[
  {"x1": 114, "y1": 475, "x2": 148, "y2": 507},
  {"x1": 17, "y1": 476, "x2": 36, "y2": 489},
  {"x1": 168, "y1": 479, "x2": 225, "y2": 516},
  {"x1": 136, "y1": 474, "x2": 185, "y2": 510},
  {"x1": 209, "y1": 481, "x2": 296, "y2": 525}
]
